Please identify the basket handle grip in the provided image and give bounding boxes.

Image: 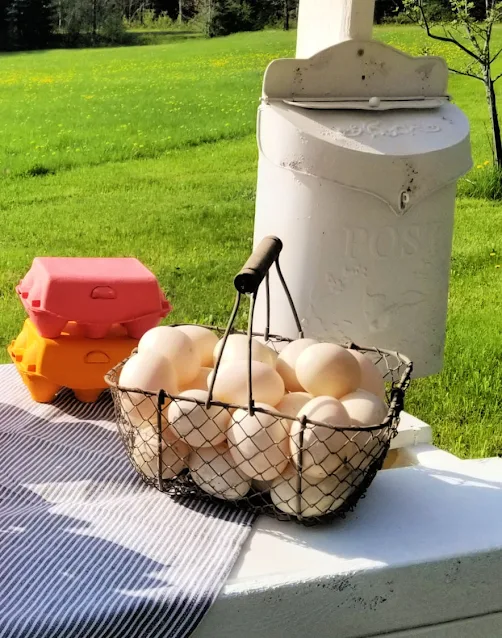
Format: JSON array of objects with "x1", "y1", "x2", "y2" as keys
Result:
[{"x1": 234, "y1": 236, "x2": 283, "y2": 294}]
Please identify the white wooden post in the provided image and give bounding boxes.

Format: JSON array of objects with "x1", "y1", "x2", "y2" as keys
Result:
[{"x1": 296, "y1": 0, "x2": 376, "y2": 58}]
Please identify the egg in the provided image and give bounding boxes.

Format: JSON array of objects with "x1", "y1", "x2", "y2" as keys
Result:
[
  {"x1": 180, "y1": 367, "x2": 212, "y2": 393},
  {"x1": 227, "y1": 405, "x2": 290, "y2": 481},
  {"x1": 337, "y1": 430, "x2": 381, "y2": 474},
  {"x1": 276, "y1": 338, "x2": 319, "y2": 391},
  {"x1": 132, "y1": 425, "x2": 190, "y2": 479},
  {"x1": 188, "y1": 444, "x2": 252, "y2": 500},
  {"x1": 167, "y1": 389, "x2": 230, "y2": 448},
  {"x1": 347, "y1": 349, "x2": 386, "y2": 399},
  {"x1": 208, "y1": 360, "x2": 285, "y2": 407},
  {"x1": 253, "y1": 336, "x2": 284, "y2": 366},
  {"x1": 270, "y1": 466, "x2": 347, "y2": 518},
  {"x1": 252, "y1": 478, "x2": 272, "y2": 493},
  {"x1": 290, "y1": 396, "x2": 352, "y2": 478},
  {"x1": 139, "y1": 326, "x2": 200, "y2": 386},
  {"x1": 276, "y1": 392, "x2": 313, "y2": 427},
  {"x1": 329, "y1": 464, "x2": 368, "y2": 512},
  {"x1": 341, "y1": 389, "x2": 388, "y2": 426},
  {"x1": 213, "y1": 334, "x2": 276, "y2": 368},
  {"x1": 296, "y1": 343, "x2": 361, "y2": 398},
  {"x1": 119, "y1": 351, "x2": 179, "y2": 428},
  {"x1": 176, "y1": 325, "x2": 219, "y2": 368}
]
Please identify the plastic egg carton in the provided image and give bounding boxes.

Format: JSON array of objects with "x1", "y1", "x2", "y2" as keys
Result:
[
  {"x1": 17, "y1": 257, "x2": 171, "y2": 339},
  {"x1": 8, "y1": 319, "x2": 138, "y2": 403}
]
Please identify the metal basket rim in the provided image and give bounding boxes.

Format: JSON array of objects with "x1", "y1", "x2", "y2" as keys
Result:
[{"x1": 105, "y1": 325, "x2": 412, "y2": 434}]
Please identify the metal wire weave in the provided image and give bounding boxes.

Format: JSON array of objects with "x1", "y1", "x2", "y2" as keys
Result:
[
  {"x1": 106, "y1": 336, "x2": 410, "y2": 525},
  {"x1": 105, "y1": 251, "x2": 412, "y2": 525}
]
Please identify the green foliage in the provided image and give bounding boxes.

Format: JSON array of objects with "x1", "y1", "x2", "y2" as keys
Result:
[
  {"x1": 204, "y1": 0, "x2": 296, "y2": 37},
  {"x1": 461, "y1": 162, "x2": 502, "y2": 199},
  {"x1": 0, "y1": 0, "x2": 297, "y2": 48},
  {"x1": 101, "y1": 7, "x2": 127, "y2": 42},
  {"x1": 423, "y1": 0, "x2": 453, "y2": 20},
  {"x1": 0, "y1": 0, "x2": 8, "y2": 43},
  {"x1": 0, "y1": 29, "x2": 500, "y2": 458},
  {"x1": 403, "y1": 0, "x2": 502, "y2": 166},
  {"x1": 206, "y1": 0, "x2": 253, "y2": 38},
  {"x1": 375, "y1": 0, "x2": 403, "y2": 23},
  {"x1": 124, "y1": 8, "x2": 176, "y2": 30},
  {"x1": 7, "y1": 0, "x2": 54, "y2": 48}
]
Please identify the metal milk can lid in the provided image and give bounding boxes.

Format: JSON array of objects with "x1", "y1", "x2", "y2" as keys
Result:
[{"x1": 259, "y1": 40, "x2": 472, "y2": 216}]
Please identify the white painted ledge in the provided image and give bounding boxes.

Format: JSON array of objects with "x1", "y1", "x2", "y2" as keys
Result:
[
  {"x1": 194, "y1": 442, "x2": 502, "y2": 638},
  {"x1": 390, "y1": 411, "x2": 432, "y2": 450}
]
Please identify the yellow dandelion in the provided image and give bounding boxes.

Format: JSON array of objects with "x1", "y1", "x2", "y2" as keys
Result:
[
  {"x1": 477, "y1": 164, "x2": 483, "y2": 169},
  {"x1": 490, "y1": 252, "x2": 496, "y2": 256},
  {"x1": 496, "y1": 265, "x2": 501, "y2": 269},
  {"x1": 484, "y1": 160, "x2": 490, "y2": 166}
]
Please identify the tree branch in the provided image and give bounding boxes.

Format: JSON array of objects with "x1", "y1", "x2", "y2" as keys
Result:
[
  {"x1": 449, "y1": 67, "x2": 484, "y2": 81},
  {"x1": 491, "y1": 47, "x2": 502, "y2": 64},
  {"x1": 456, "y1": 6, "x2": 484, "y2": 58},
  {"x1": 494, "y1": 72, "x2": 502, "y2": 83},
  {"x1": 414, "y1": 1, "x2": 484, "y2": 64}
]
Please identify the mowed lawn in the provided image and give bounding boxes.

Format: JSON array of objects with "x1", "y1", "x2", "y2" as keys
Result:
[{"x1": 0, "y1": 27, "x2": 500, "y2": 457}]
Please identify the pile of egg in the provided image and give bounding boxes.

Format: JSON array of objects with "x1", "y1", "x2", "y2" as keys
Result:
[{"x1": 119, "y1": 325, "x2": 388, "y2": 518}]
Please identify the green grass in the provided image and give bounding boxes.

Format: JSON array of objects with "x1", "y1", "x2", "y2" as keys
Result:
[{"x1": 0, "y1": 27, "x2": 501, "y2": 458}]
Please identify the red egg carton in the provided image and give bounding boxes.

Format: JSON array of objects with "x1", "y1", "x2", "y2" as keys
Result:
[{"x1": 17, "y1": 257, "x2": 172, "y2": 339}]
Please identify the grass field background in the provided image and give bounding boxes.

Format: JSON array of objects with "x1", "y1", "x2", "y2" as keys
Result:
[{"x1": 0, "y1": 27, "x2": 500, "y2": 457}]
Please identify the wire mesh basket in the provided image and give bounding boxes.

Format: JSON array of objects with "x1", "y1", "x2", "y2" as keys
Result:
[{"x1": 106, "y1": 237, "x2": 412, "y2": 525}]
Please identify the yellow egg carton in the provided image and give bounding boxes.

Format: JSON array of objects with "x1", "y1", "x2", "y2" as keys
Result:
[{"x1": 8, "y1": 319, "x2": 137, "y2": 403}]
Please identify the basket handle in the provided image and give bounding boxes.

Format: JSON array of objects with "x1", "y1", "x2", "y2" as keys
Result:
[
  {"x1": 207, "y1": 235, "x2": 302, "y2": 414},
  {"x1": 234, "y1": 236, "x2": 283, "y2": 294}
]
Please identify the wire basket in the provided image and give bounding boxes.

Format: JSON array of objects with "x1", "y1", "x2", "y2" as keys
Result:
[{"x1": 106, "y1": 237, "x2": 412, "y2": 525}]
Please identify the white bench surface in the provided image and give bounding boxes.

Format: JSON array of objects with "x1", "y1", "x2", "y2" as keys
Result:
[
  {"x1": 194, "y1": 455, "x2": 502, "y2": 638},
  {"x1": 390, "y1": 411, "x2": 432, "y2": 449}
]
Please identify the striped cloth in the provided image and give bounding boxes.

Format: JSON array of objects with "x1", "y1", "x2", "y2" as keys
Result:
[{"x1": 0, "y1": 365, "x2": 255, "y2": 638}]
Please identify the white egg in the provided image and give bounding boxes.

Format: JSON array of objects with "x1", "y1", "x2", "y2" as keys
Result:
[
  {"x1": 227, "y1": 405, "x2": 290, "y2": 481},
  {"x1": 253, "y1": 336, "x2": 283, "y2": 366},
  {"x1": 176, "y1": 325, "x2": 219, "y2": 368},
  {"x1": 138, "y1": 326, "x2": 200, "y2": 386},
  {"x1": 327, "y1": 465, "x2": 364, "y2": 513},
  {"x1": 208, "y1": 360, "x2": 285, "y2": 407},
  {"x1": 276, "y1": 392, "x2": 313, "y2": 427},
  {"x1": 189, "y1": 445, "x2": 252, "y2": 500},
  {"x1": 132, "y1": 425, "x2": 190, "y2": 479},
  {"x1": 294, "y1": 394, "x2": 384, "y2": 476},
  {"x1": 270, "y1": 466, "x2": 347, "y2": 518},
  {"x1": 179, "y1": 367, "x2": 212, "y2": 393},
  {"x1": 213, "y1": 334, "x2": 276, "y2": 368},
  {"x1": 341, "y1": 389, "x2": 388, "y2": 426},
  {"x1": 347, "y1": 349, "x2": 386, "y2": 399},
  {"x1": 290, "y1": 396, "x2": 352, "y2": 478},
  {"x1": 167, "y1": 389, "x2": 230, "y2": 448},
  {"x1": 296, "y1": 343, "x2": 361, "y2": 398},
  {"x1": 119, "y1": 351, "x2": 179, "y2": 428},
  {"x1": 276, "y1": 338, "x2": 319, "y2": 391},
  {"x1": 252, "y1": 478, "x2": 272, "y2": 493},
  {"x1": 337, "y1": 430, "x2": 381, "y2": 474}
]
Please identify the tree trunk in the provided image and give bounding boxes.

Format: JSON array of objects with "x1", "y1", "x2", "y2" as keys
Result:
[
  {"x1": 207, "y1": 0, "x2": 212, "y2": 37},
  {"x1": 485, "y1": 70, "x2": 502, "y2": 167},
  {"x1": 92, "y1": 0, "x2": 97, "y2": 37},
  {"x1": 284, "y1": 0, "x2": 289, "y2": 30},
  {"x1": 178, "y1": 0, "x2": 182, "y2": 23}
]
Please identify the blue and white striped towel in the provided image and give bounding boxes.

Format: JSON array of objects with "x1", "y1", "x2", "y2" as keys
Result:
[{"x1": 0, "y1": 365, "x2": 255, "y2": 638}]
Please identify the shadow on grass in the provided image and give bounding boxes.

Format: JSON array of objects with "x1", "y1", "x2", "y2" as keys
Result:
[{"x1": 0, "y1": 29, "x2": 203, "y2": 55}]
